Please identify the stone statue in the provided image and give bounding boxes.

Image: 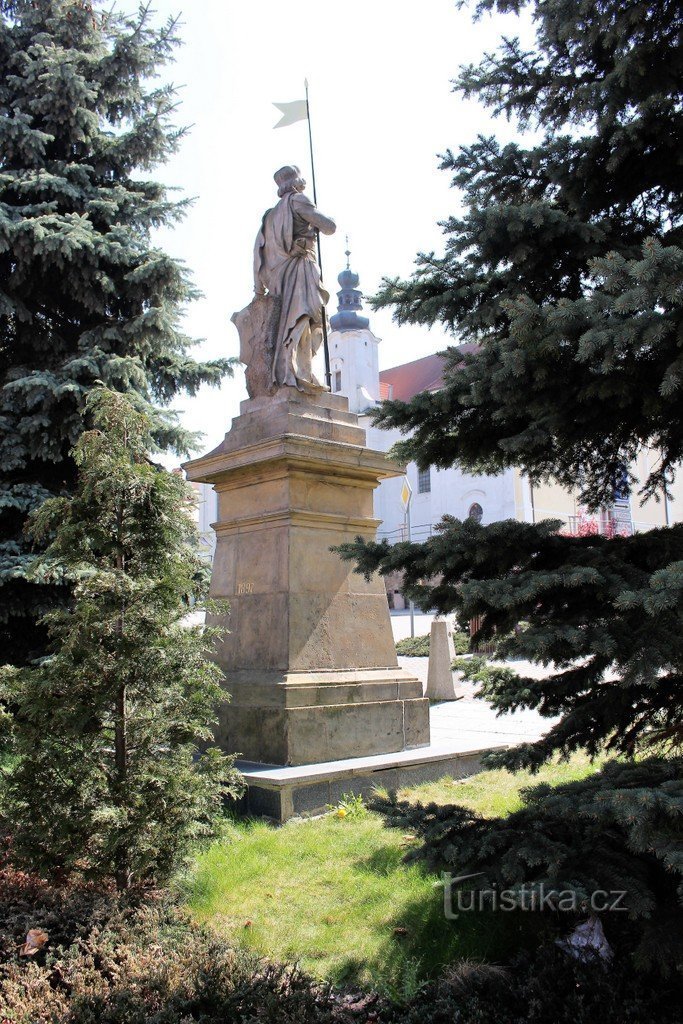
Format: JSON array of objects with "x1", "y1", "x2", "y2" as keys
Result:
[{"x1": 234, "y1": 165, "x2": 336, "y2": 398}]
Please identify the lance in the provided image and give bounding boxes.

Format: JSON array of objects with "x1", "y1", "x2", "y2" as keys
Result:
[{"x1": 304, "y1": 79, "x2": 332, "y2": 390}]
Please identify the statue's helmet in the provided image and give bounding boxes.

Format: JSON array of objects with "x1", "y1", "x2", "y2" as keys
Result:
[{"x1": 274, "y1": 164, "x2": 304, "y2": 197}]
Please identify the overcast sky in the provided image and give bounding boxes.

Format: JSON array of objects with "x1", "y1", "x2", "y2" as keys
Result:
[{"x1": 116, "y1": 0, "x2": 534, "y2": 460}]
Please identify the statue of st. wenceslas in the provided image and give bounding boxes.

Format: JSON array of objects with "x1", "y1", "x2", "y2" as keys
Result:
[{"x1": 253, "y1": 165, "x2": 336, "y2": 393}]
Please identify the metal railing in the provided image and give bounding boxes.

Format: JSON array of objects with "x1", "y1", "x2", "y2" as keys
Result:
[
  {"x1": 377, "y1": 522, "x2": 435, "y2": 544},
  {"x1": 377, "y1": 509, "x2": 674, "y2": 544}
]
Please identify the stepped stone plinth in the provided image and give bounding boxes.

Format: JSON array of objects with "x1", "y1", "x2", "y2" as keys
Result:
[{"x1": 184, "y1": 389, "x2": 431, "y2": 767}]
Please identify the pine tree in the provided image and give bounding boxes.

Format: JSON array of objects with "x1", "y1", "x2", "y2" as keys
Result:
[
  {"x1": 345, "y1": 516, "x2": 683, "y2": 768},
  {"x1": 338, "y1": 0, "x2": 683, "y2": 767},
  {"x1": 0, "y1": 0, "x2": 235, "y2": 665},
  {"x1": 372, "y1": 0, "x2": 682, "y2": 508},
  {"x1": 337, "y1": 0, "x2": 682, "y2": 954},
  {"x1": 0, "y1": 389, "x2": 242, "y2": 890}
]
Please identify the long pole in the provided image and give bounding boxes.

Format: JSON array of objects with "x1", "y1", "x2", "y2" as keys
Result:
[
  {"x1": 304, "y1": 79, "x2": 332, "y2": 390},
  {"x1": 407, "y1": 502, "x2": 415, "y2": 639}
]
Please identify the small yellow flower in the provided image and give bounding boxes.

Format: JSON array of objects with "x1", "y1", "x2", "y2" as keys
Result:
[{"x1": 336, "y1": 808, "x2": 347, "y2": 819}]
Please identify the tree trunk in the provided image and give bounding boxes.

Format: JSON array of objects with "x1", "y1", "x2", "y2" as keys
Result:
[
  {"x1": 114, "y1": 678, "x2": 128, "y2": 890},
  {"x1": 114, "y1": 501, "x2": 129, "y2": 891}
]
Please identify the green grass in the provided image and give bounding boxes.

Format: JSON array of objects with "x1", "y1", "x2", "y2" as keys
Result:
[
  {"x1": 399, "y1": 750, "x2": 602, "y2": 816},
  {"x1": 184, "y1": 752, "x2": 600, "y2": 988}
]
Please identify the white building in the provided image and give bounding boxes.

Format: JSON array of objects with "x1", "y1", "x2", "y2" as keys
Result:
[{"x1": 327, "y1": 257, "x2": 520, "y2": 546}]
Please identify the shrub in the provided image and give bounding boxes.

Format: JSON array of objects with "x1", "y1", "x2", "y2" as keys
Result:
[
  {"x1": 397, "y1": 632, "x2": 470, "y2": 657},
  {"x1": 450, "y1": 656, "x2": 518, "y2": 687},
  {"x1": 0, "y1": 867, "x2": 356, "y2": 1024},
  {"x1": 452, "y1": 631, "x2": 470, "y2": 655},
  {"x1": 396, "y1": 634, "x2": 430, "y2": 656},
  {"x1": 383, "y1": 946, "x2": 683, "y2": 1024}
]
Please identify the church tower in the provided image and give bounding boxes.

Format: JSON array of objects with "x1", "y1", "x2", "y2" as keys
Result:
[{"x1": 328, "y1": 245, "x2": 381, "y2": 413}]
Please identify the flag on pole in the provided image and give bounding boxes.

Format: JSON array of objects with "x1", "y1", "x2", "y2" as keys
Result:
[{"x1": 273, "y1": 99, "x2": 308, "y2": 128}]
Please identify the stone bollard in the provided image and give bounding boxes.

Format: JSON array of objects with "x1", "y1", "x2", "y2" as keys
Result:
[{"x1": 425, "y1": 618, "x2": 459, "y2": 701}]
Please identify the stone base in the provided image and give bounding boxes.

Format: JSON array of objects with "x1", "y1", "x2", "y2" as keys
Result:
[
  {"x1": 184, "y1": 389, "x2": 431, "y2": 768},
  {"x1": 217, "y1": 668, "x2": 429, "y2": 765},
  {"x1": 233, "y1": 741, "x2": 508, "y2": 822}
]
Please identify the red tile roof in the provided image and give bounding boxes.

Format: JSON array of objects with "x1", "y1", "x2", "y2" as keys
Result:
[{"x1": 379, "y1": 345, "x2": 477, "y2": 402}]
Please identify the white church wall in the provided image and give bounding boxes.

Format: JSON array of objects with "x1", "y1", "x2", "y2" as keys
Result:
[
  {"x1": 329, "y1": 326, "x2": 380, "y2": 412},
  {"x1": 365, "y1": 419, "x2": 517, "y2": 542},
  {"x1": 196, "y1": 482, "x2": 218, "y2": 560}
]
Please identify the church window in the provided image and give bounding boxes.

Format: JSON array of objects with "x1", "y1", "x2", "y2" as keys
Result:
[
  {"x1": 609, "y1": 462, "x2": 632, "y2": 534},
  {"x1": 468, "y1": 502, "x2": 483, "y2": 523},
  {"x1": 417, "y1": 466, "x2": 431, "y2": 494},
  {"x1": 334, "y1": 370, "x2": 342, "y2": 392},
  {"x1": 613, "y1": 464, "x2": 630, "y2": 505}
]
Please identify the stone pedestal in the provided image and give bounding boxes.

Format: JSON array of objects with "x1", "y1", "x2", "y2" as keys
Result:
[{"x1": 183, "y1": 389, "x2": 430, "y2": 766}]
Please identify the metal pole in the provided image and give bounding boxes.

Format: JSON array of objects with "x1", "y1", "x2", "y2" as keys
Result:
[
  {"x1": 664, "y1": 481, "x2": 670, "y2": 526},
  {"x1": 407, "y1": 502, "x2": 415, "y2": 639},
  {"x1": 304, "y1": 79, "x2": 318, "y2": 207},
  {"x1": 304, "y1": 79, "x2": 332, "y2": 390}
]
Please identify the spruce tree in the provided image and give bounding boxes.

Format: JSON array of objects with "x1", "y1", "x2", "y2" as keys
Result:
[
  {"x1": 0, "y1": 0, "x2": 234, "y2": 665},
  {"x1": 337, "y1": 0, "x2": 682, "y2": 951},
  {"x1": 0, "y1": 389, "x2": 242, "y2": 890},
  {"x1": 372, "y1": 0, "x2": 682, "y2": 507},
  {"x1": 338, "y1": 0, "x2": 683, "y2": 767},
  {"x1": 345, "y1": 516, "x2": 683, "y2": 768}
]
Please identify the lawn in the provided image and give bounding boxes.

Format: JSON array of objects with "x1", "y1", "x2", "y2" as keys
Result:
[
  {"x1": 184, "y1": 752, "x2": 600, "y2": 989},
  {"x1": 399, "y1": 753, "x2": 603, "y2": 817}
]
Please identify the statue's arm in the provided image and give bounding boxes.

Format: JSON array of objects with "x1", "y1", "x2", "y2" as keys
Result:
[{"x1": 292, "y1": 193, "x2": 336, "y2": 235}]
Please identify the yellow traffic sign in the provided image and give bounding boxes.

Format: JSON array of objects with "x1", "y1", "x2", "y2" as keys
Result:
[{"x1": 400, "y1": 476, "x2": 412, "y2": 511}]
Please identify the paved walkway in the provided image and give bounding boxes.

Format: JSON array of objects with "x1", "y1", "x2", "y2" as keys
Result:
[{"x1": 399, "y1": 655, "x2": 557, "y2": 750}]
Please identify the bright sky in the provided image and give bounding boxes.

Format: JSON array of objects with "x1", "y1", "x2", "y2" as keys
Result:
[{"x1": 116, "y1": 0, "x2": 534, "y2": 460}]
